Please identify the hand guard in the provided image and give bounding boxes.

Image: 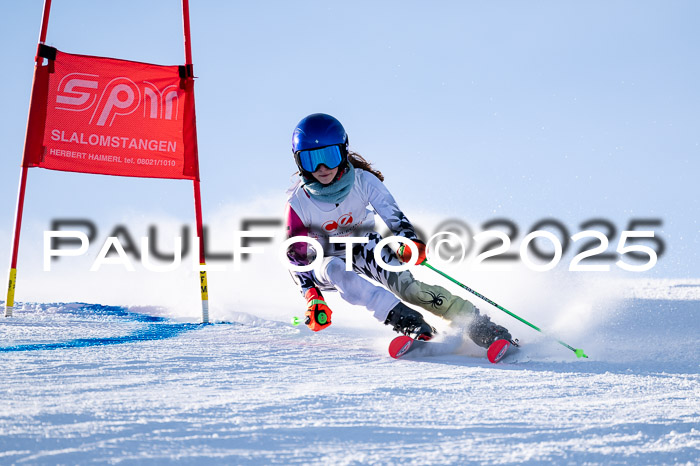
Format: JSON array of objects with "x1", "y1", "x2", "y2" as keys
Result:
[
  {"x1": 304, "y1": 287, "x2": 332, "y2": 331},
  {"x1": 396, "y1": 239, "x2": 427, "y2": 265}
]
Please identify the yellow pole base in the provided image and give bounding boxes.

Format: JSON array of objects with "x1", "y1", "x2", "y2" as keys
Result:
[
  {"x1": 5, "y1": 268, "x2": 17, "y2": 317},
  {"x1": 200, "y1": 269, "x2": 209, "y2": 323}
]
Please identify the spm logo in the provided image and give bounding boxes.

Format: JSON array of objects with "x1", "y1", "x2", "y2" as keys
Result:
[{"x1": 55, "y1": 73, "x2": 179, "y2": 127}]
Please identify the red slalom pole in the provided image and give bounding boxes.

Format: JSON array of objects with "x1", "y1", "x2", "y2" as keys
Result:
[
  {"x1": 182, "y1": 0, "x2": 194, "y2": 65},
  {"x1": 5, "y1": 0, "x2": 53, "y2": 317},
  {"x1": 182, "y1": 0, "x2": 209, "y2": 323}
]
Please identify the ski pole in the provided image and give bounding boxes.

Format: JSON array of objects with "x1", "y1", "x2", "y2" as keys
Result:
[{"x1": 422, "y1": 261, "x2": 588, "y2": 359}]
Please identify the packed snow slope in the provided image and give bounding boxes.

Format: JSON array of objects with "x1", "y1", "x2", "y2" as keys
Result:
[{"x1": 1, "y1": 284, "x2": 698, "y2": 464}]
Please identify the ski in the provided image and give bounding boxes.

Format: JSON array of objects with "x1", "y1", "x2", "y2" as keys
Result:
[
  {"x1": 389, "y1": 335, "x2": 519, "y2": 363},
  {"x1": 388, "y1": 335, "x2": 428, "y2": 359},
  {"x1": 487, "y1": 339, "x2": 511, "y2": 363}
]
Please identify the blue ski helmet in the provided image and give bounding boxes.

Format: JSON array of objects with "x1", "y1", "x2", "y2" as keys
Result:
[{"x1": 292, "y1": 113, "x2": 349, "y2": 175}]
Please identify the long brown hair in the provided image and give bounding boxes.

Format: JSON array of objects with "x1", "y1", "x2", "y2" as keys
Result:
[{"x1": 347, "y1": 151, "x2": 384, "y2": 181}]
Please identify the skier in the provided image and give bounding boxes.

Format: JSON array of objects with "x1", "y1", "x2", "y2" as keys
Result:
[{"x1": 285, "y1": 113, "x2": 512, "y2": 350}]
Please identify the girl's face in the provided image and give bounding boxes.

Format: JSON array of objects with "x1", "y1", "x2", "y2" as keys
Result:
[{"x1": 311, "y1": 164, "x2": 338, "y2": 185}]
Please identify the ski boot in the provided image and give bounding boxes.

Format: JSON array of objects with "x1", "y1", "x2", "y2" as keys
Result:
[
  {"x1": 384, "y1": 302, "x2": 436, "y2": 341},
  {"x1": 467, "y1": 308, "x2": 512, "y2": 349}
]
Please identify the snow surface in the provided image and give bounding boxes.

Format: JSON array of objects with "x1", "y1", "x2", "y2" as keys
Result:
[{"x1": 1, "y1": 284, "x2": 699, "y2": 465}]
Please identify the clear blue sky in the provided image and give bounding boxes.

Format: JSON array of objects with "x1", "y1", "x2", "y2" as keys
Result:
[{"x1": 0, "y1": 0, "x2": 698, "y2": 284}]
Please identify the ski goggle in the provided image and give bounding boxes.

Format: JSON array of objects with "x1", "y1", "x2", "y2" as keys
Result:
[{"x1": 295, "y1": 145, "x2": 344, "y2": 173}]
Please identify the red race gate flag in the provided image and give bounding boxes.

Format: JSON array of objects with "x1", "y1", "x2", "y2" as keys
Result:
[
  {"x1": 23, "y1": 46, "x2": 199, "y2": 180},
  {"x1": 6, "y1": 1, "x2": 210, "y2": 323}
]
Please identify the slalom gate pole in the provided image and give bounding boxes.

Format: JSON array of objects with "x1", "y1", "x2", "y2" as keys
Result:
[
  {"x1": 5, "y1": 0, "x2": 53, "y2": 317},
  {"x1": 194, "y1": 181, "x2": 209, "y2": 324},
  {"x1": 182, "y1": 0, "x2": 209, "y2": 324},
  {"x1": 422, "y1": 261, "x2": 588, "y2": 358}
]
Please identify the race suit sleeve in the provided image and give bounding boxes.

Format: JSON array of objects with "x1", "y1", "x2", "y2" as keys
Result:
[
  {"x1": 361, "y1": 171, "x2": 420, "y2": 241},
  {"x1": 284, "y1": 202, "x2": 318, "y2": 294}
]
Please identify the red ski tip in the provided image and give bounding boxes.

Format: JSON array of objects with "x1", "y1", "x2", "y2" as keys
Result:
[
  {"x1": 487, "y1": 339, "x2": 510, "y2": 364},
  {"x1": 388, "y1": 335, "x2": 414, "y2": 359}
]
